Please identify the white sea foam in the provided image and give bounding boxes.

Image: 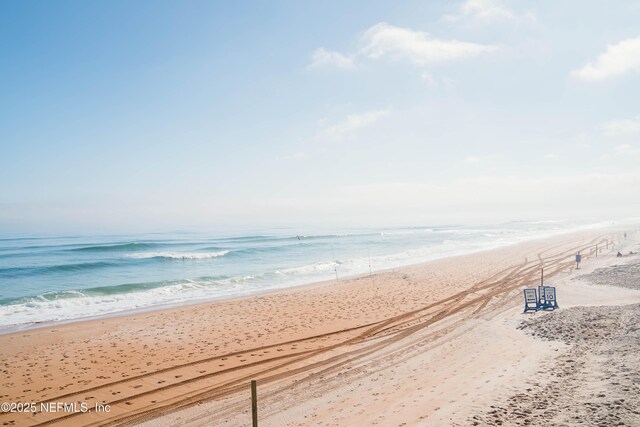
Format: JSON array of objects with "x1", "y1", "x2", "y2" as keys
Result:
[
  {"x1": 274, "y1": 260, "x2": 341, "y2": 276},
  {"x1": 126, "y1": 251, "x2": 229, "y2": 260},
  {"x1": 0, "y1": 273, "x2": 306, "y2": 329}
]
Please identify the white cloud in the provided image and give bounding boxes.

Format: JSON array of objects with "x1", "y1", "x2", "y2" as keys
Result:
[
  {"x1": 322, "y1": 109, "x2": 391, "y2": 140},
  {"x1": 460, "y1": 0, "x2": 515, "y2": 21},
  {"x1": 359, "y1": 22, "x2": 496, "y2": 65},
  {"x1": 600, "y1": 116, "x2": 640, "y2": 136},
  {"x1": 309, "y1": 48, "x2": 356, "y2": 70},
  {"x1": 545, "y1": 153, "x2": 560, "y2": 160},
  {"x1": 443, "y1": 0, "x2": 536, "y2": 25},
  {"x1": 308, "y1": 22, "x2": 496, "y2": 72},
  {"x1": 572, "y1": 38, "x2": 640, "y2": 81}
]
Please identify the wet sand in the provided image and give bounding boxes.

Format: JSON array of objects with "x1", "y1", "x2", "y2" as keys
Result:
[{"x1": 0, "y1": 228, "x2": 636, "y2": 426}]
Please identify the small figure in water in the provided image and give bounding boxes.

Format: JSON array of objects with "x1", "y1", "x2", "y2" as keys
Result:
[{"x1": 617, "y1": 251, "x2": 623, "y2": 258}]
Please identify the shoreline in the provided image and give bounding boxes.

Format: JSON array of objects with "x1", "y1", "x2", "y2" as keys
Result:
[
  {"x1": 0, "y1": 223, "x2": 621, "y2": 336},
  {"x1": 0, "y1": 227, "x2": 636, "y2": 426}
]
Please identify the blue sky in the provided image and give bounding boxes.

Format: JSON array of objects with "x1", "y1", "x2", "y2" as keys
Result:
[{"x1": 1, "y1": 0, "x2": 640, "y2": 233}]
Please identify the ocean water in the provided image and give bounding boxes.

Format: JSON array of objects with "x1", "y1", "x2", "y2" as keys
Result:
[{"x1": 0, "y1": 220, "x2": 609, "y2": 330}]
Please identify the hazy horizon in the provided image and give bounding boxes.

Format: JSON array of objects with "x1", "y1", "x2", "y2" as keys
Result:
[
  {"x1": 0, "y1": 217, "x2": 630, "y2": 239},
  {"x1": 2, "y1": 1, "x2": 640, "y2": 234}
]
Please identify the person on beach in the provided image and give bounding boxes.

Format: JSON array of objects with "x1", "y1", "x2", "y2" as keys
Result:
[{"x1": 617, "y1": 251, "x2": 623, "y2": 257}]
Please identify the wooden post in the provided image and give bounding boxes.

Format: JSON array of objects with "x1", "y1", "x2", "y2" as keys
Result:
[
  {"x1": 540, "y1": 268, "x2": 544, "y2": 286},
  {"x1": 251, "y1": 380, "x2": 258, "y2": 427}
]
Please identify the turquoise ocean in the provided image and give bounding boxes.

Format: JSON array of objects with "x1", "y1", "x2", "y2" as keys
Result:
[{"x1": 0, "y1": 220, "x2": 609, "y2": 331}]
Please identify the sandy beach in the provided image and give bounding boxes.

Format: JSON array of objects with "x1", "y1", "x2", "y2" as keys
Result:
[
  {"x1": 4, "y1": 2, "x2": 640, "y2": 426},
  {"x1": 1, "y1": 228, "x2": 639, "y2": 427}
]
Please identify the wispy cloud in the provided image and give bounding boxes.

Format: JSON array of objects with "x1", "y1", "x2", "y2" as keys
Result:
[
  {"x1": 308, "y1": 48, "x2": 356, "y2": 70},
  {"x1": 360, "y1": 22, "x2": 496, "y2": 66},
  {"x1": 443, "y1": 0, "x2": 536, "y2": 25},
  {"x1": 600, "y1": 116, "x2": 640, "y2": 136},
  {"x1": 308, "y1": 22, "x2": 496, "y2": 70},
  {"x1": 572, "y1": 37, "x2": 640, "y2": 81},
  {"x1": 322, "y1": 109, "x2": 391, "y2": 140}
]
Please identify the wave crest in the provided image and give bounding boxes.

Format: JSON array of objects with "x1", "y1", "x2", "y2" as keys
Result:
[
  {"x1": 69, "y1": 242, "x2": 159, "y2": 252},
  {"x1": 126, "y1": 251, "x2": 229, "y2": 260}
]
